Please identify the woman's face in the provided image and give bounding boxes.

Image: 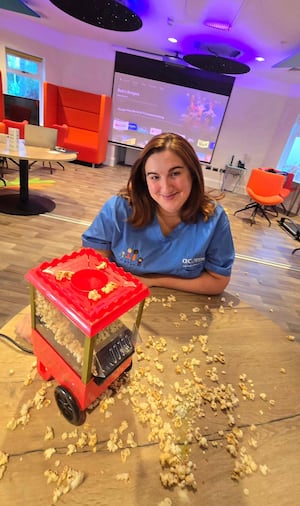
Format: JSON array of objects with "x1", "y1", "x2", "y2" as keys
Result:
[{"x1": 144, "y1": 149, "x2": 192, "y2": 215}]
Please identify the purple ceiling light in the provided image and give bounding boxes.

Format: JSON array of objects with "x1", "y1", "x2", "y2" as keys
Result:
[{"x1": 204, "y1": 19, "x2": 232, "y2": 31}]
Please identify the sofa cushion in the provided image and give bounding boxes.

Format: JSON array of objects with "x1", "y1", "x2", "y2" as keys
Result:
[
  {"x1": 66, "y1": 127, "x2": 98, "y2": 147},
  {"x1": 57, "y1": 106, "x2": 99, "y2": 132},
  {"x1": 57, "y1": 87, "x2": 101, "y2": 113}
]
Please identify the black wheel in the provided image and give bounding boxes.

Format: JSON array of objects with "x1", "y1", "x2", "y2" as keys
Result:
[{"x1": 54, "y1": 386, "x2": 86, "y2": 426}]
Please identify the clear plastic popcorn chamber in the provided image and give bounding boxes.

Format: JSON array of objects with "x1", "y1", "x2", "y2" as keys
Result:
[{"x1": 25, "y1": 248, "x2": 149, "y2": 425}]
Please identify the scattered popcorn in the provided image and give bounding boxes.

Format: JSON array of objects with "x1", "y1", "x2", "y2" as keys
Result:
[
  {"x1": 44, "y1": 426, "x2": 55, "y2": 441},
  {"x1": 179, "y1": 313, "x2": 188, "y2": 321},
  {"x1": 88, "y1": 432, "x2": 98, "y2": 448},
  {"x1": 116, "y1": 473, "x2": 130, "y2": 482},
  {"x1": 55, "y1": 270, "x2": 74, "y2": 281},
  {"x1": 0, "y1": 450, "x2": 9, "y2": 480},
  {"x1": 155, "y1": 361, "x2": 164, "y2": 372},
  {"x1": 286, "y1": 335, "x2": 295, "y2": 341},
  {"x1": 66, "y1": 444, "x2": 77, "y2": 456},
  {"x1": 231, "y1": 447, "x2": 258, "y2": 481},
  {"x1": 119, "y1": 420, "x2": 129, "y2": 434},
  {"x1": 88, "y1": 289, "x2": 102, "y2": 301},
  {"x1": 158, "y1": 498, "x2": 172, "y2": 506},
  {"x1": 126, "y1": 432, "x2": 137, "y2": 448},
  {"x1": 259, "y1": 464, "x2": 269, "y2": 476},
  {"x1": 45, "y1": 465, "x2": 84, "y2": 504},
  {"x1": 121, "y1": 448, "x2": 131, "y2": 463},
  {"x1": 248, "y1": 437, "x2": 258, "y2": 448},
  {"x1": 3, "y1": 290, "x2": 277, "y2": 500},
  {"x1": 44, "y1": 448, "x2": 56, "y2": 460},
  {"x1": 101, "y1": 281, "x2": 118, "y2": 294},
  {"x1": 96, "y1": 261, "x2": 107, "y2": 270},
  {"x1": 107, "y1": 439, "x2": 118, "y2": 453}
]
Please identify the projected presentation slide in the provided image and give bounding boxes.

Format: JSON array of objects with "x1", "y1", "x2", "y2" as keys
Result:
[{"x1": 110, "y1": 72, "x2": 230, "y2": 163}]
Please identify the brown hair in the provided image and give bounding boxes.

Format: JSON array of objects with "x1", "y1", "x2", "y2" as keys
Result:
[{"x1": 118, "y1": 132, "x2": 219, "y2": 227}]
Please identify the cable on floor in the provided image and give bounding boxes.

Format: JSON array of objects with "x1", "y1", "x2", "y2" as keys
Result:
[{"x1": 0, "y1": 332, "x2": 34, "y2": 354}]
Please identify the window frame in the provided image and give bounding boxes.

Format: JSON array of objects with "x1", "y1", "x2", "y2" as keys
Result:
[{"x1": 5, "y1": 47, "x2": 44, "y2": 123}]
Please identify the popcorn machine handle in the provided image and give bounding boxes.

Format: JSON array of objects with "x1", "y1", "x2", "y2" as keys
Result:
[
  {"x1": 135, "y1": 299, "x2": 146, "y2": 329},
  {"x1": 131, "y1": 299, "x2": 146, "y2": 347}
]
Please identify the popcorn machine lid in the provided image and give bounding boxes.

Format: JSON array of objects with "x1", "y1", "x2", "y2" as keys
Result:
[{"x1": 25, "y1": 248, "x2": 149, "y2": 336}]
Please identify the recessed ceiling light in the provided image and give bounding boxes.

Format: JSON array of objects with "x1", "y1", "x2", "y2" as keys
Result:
[
  {"x1": 168, "y1": 37, "x2": 178, "y2": 44},
  {"x1": 255, "y1": 56, "x2": 265, "y2": 62}
]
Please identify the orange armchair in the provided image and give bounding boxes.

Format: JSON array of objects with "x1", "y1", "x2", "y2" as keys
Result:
[
  {"x1": 3, "y1": 118, "x2": 28, "y2": 139},
  {"x1": 43, "y1": 82, "x2": 112, "y2": 166},
  {"x1": 52, "y1": 123, "x2": 68, "y2": 147},
  {"x1": 258, "y1": 168, "x2": 296, "y2": 214},
  {"x1": 234, "y1": 168, "x2": 285, "y2": 226},
  {"x1": 0, "y1": 71, "x2": 29, "y2": 138}
]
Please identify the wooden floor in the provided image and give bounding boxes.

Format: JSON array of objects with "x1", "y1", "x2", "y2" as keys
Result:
[{"x1": 0, "y1": 158, "x2": 300, "y2": 338}]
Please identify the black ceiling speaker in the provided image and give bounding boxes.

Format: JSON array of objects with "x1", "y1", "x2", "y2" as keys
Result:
[
  {"x1": 49, "y1": 0, "x2": 143, "y2": 32},
  {"x1": 183, "y1": 54, "x2": 250, "y2": 75}
]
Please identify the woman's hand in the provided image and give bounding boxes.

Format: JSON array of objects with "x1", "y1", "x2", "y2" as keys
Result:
[{"x1": 15, "y1": 313, "x2": 32, "y2": 343}]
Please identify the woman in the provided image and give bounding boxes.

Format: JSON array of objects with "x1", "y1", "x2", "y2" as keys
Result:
[{"x1": 82, "y1": 133, "x2": 235, "y2": 295}]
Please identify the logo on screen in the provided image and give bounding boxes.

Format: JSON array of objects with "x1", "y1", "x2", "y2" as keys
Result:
[
  {"x1": 197, "y1": 138, "x2": 210, "y2": 149},
  {"x1": 113, "y1": 119, "x2": 129, "y2": 130}
]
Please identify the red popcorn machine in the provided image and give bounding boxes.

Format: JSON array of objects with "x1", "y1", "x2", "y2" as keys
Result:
[{"x1": 25, "y1": 248, "x2": 149, "y2": 425}]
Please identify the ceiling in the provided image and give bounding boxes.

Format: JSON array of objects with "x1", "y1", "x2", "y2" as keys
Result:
[{"x1": 1, "y1": 0, "x2": 300, "y2": 91}]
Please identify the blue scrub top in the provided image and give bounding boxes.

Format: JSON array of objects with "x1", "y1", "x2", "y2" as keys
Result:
[{"x1": 82, "y1": 195, "x2": 235, "y2": 278}]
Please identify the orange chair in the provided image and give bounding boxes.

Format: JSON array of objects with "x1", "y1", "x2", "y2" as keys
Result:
[
  {"x1": 258, "y1": 167, "x2": 296, "y2": 214},
  {"x1": 43, "y1": 82, "x2": 112, "y2": 166},
  {"x1": 0, "y1": 71, "x2": 29, "y2": 138},
  {"x1": 3, "y1": 118, "x2": 28, "y2": 139},
  {"x1": 234, "y1": 168, "x2": 285, "y2": 226}
]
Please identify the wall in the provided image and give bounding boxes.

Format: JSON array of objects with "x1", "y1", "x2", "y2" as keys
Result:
[{"x1": 0, "y1": 27, "x2": 299, "y2": 193}]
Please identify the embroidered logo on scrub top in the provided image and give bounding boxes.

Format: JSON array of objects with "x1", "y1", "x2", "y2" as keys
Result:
[
  {"x1": 182, "y1": 256, "x2": 205, "y2": 270},
  {"x1": 121, "y1": 248, "x2": 143, "y2": 266}
]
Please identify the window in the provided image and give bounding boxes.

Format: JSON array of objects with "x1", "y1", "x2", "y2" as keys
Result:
[
  {"x1": 277, "y1": 114, "x2": 300, "y2": 174},
  {"x1": 5, "y1": 47, "x2": 43, "y2": 100}
]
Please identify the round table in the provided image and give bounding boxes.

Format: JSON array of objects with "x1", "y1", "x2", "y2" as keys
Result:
[
  {"x1": 0, "y1": 141, "x2": 77, "y2": 215},
  {"x1": 0, "y1": 288, "x2": 299, "y2": 505}
]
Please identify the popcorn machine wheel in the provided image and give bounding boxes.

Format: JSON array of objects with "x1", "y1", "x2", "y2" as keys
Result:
[{"x1": 25, "y1": 248, "x2": 149, "y2": 425}]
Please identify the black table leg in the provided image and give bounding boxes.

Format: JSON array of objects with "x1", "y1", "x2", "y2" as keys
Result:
[
  {"x1": 0, "y1": 158, "x2": 56, "y2": 215},
  {"x1": 19, "y1": 159, "x2": 29, "y2": 204}
]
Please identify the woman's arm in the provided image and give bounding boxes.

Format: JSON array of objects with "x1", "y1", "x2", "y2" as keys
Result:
[
  {"x1": 85, "y1": 249, "x2": 230, "y2": 295},
  {"x1": 135, "y1": 270, "x2": 230, "y2": 295},
  {"x1": 92, "y1": 249, "x2": 112, "y2": 258}
]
